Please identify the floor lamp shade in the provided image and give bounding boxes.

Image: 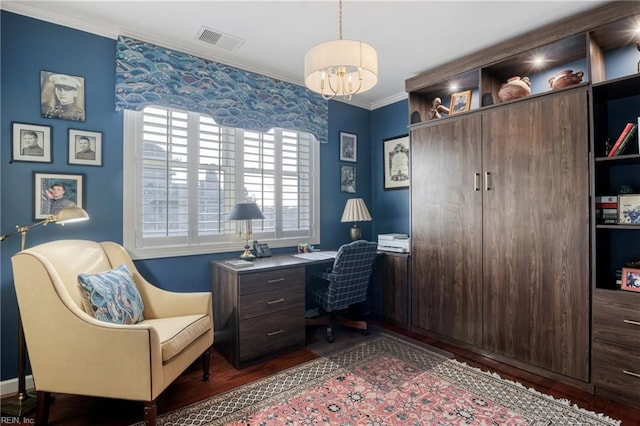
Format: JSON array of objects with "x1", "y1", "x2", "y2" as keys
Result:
[{"x1": 341, "y1": 198, "x2": 372, "y2": 241}]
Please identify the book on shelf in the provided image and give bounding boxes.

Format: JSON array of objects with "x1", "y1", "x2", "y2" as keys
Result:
[
  {"x1": 607, "y1": 122, "x2": 637, "y2": 157},
  {"x1": 224, "y1": 259, "x2": 254, "y2": 268}
]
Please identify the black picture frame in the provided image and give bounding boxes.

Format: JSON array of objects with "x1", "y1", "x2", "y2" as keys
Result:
[
  {"x1": 339, "y1": 132, "x2": 357, "y2": 162},
  {"x1": 34, "y1": 172, "x2": 84, "y2": 219},
  {"x1": 68, "y1": 128, "x2": 103, "y2": 166},
  {"x1": 340, "y1": 165, "x2": 356, "y2": 193},
  {"x1": 383, "y1": 134, "x2": 410, "y2": 190},
  {"x1": 12, "y1": 122, "x2": 52, "y2": 163}
]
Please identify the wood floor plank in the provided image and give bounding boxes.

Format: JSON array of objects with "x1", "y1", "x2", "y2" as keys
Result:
[{"x1": 2, "y1": 321, "x2": 639, "y2": 425}]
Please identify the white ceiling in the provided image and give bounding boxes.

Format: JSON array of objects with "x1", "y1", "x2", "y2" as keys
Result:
[{"x1": 2, "y1": 0, "x2": 608, "y2": 109}]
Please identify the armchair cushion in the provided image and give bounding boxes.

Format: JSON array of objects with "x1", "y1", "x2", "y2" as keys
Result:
[
  {"x1": 142, "y1": 314, "x2": 211, "y2": 363},
  {"x1": 78, "y1": 264, "x2": 145, "y2": 324}
]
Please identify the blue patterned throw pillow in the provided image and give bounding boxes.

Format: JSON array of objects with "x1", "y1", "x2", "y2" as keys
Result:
[{"x1": 78, "y1": 264, "x2": 144, "y2": 324}]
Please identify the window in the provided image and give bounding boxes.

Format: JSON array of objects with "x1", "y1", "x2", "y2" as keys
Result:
[{"x1": 123, "y1": 106, "x2": 320, "y2": 259}]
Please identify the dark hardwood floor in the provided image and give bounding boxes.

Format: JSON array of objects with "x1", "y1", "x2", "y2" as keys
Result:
[{"x1": 2, "y1": 321, "x2": 640, "y2": 425}]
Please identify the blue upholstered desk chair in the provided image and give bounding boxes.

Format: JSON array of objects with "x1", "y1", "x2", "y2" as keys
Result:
[{"x1": 306, "y1": 240, "x2": 378, "y2": 342}]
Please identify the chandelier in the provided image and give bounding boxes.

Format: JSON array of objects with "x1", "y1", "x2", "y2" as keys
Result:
[{"x1": 304, "y1": 0, "x2": 378, "y2": 101}]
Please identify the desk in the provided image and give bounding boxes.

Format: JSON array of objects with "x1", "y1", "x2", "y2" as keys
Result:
[{"x1": 210, "y1": 254, "x2": 335, "y2": 369}]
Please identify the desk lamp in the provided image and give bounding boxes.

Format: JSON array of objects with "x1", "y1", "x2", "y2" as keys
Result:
[
  {"x1": 228, "y1": 202, "x2": 265, "y2": 259},
  {"x1": 0, "y1": 206, "x2": 89, "y2": 416},
  {"x1": 341, "y1": 198, "x2": 372, "y2": 241}
]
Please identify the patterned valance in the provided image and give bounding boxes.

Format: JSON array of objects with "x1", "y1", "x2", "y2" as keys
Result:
[{"x1": 115, "y1": 36, "x2": 328, "y2": 143}]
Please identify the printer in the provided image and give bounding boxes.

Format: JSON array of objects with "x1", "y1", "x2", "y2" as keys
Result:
[{"x1": 377, "y1": 233, "x2": 410, "y2": 253}]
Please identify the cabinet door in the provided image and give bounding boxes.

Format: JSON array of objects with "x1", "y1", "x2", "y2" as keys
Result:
[
  {"x1": 482, "y1": 89, "x2": 590, "y2": 381},
  {"x1": 411, "y1": 115, "x2": 483, "y2": 347}
]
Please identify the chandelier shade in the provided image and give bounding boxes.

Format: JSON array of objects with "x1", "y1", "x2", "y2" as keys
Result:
[
  {"x1": 304, "y1": 39, "x2": 378, "y2": 100},
  {"x1": 304, "y1": 0, "x2": 378, "y2": 100}
]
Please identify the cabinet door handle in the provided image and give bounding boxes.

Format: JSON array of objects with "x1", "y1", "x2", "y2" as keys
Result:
[
  {"x1": 484, "y1": 172, "x2": 491, "y2": 191},
  {"x1": 623, "y1": 319, "x2": 640, "y2": 327},
  {"x1": 267, "y1": 298, "x2": 285, "y2": 305},
  {"x1": 474, "y1": 173, "x2": 480, "y2": 191},
  {"x1": 266, "y1": 278, "x2": 285, "y2": 284},
  {"x1": 623, "y1": 369, "x2": 640, "y2": 378},
  {"x1": 267, "y1": 329, "x2": 285, "y2": 336}
]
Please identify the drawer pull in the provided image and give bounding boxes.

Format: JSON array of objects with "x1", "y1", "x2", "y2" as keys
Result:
[
  {"x1": 267, "y1": 298, "x2": 285, "y2": 305},
  {"x1": 623, "y1": 370, "x2": 640, "y2": 379},
  {"x1": 623, "y1": 319, "x2": 640, "y2": 327},
  {"x1": 266, "y1": 278, "x2": 286, "y2": 284},
  {"x1": 267, "y1": 329, "x2": 285, "y2": 337}
]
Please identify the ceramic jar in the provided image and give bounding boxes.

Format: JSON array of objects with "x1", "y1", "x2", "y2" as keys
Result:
[
  {"x1": 498, "y1": 76, "x2": 531, "y2": 102},
  {"x1": 548, "y1": 70, "x2": 584, "y2": 90}
]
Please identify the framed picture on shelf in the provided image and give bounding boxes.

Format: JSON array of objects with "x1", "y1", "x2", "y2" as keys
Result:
[
  {"x1": 68, "y1": 129, "x2": 102, "y2": 166},
  {"x1": 340, "y1": 165, "x2": 356, "y2": 193},
  {"x1": 40, "y1": 70, "x2": 86, "y2": 121},
  {"x1": 339, "y1": 132, "x2": 357, "y2": 162},
  {"x1": 618, "y1": 194, "x2": 640, "y2": 225},
  {"x1": 34, "y1": 172, "x2": 84, "y2": 220},
  {"x1": 621, "y1": 267, "x2": 640, "y2": 292},
  {"x1": 11, "y1": 122, "x2": 52, "y2": 163},
  {"x1": 383, "y1": 134, "x2": 410, "y2": 190},
  {"x1": 450, "y1": 90, "x2": 472, "y2": 114}
]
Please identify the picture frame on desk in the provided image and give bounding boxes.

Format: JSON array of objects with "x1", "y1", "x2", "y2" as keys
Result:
[
  {"x1": 621, "y1": 267, "x2": 640, "y2": 292},
  {"x1": 618, "y1": 194, "x2": 640, "y2": 225}
]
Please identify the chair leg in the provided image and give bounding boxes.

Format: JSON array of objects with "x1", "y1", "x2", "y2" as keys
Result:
[
  {"x1": 143, "y1": 399, "x2": 157, "y2": 426},
  {"x1": 201, "y1": 347, "x2": 211, "y2": 380},
  {"x1": 36, "y1": 391, "x2": 51, "y2": 425}
]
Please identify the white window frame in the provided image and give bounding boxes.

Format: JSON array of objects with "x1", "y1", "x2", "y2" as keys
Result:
[{"x1": 123, "y1": 108, "x2": 320, "y2": 259}]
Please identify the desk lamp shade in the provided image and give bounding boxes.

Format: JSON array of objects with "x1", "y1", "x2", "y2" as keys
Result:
[
  {"x1": 228, "y1": 202, "x2": 265, "y2": 259},
  {"x1": 340, "y1": 198, "x2": 372, "y2": 241}
]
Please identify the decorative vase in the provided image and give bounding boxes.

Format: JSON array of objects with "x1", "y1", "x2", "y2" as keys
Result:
[
  {"x1": 498, "y1": 76, "x2": 531, "y2": 102},
  {"x1": 548, "y1": 70, "x2": 584, "y2": 90}
]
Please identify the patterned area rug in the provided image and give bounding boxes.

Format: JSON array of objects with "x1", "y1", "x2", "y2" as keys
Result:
[{"x1": 149, "y1": 333, "x2": 620, "y2": 425}]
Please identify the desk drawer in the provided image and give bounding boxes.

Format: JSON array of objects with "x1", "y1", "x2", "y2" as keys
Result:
[
  {"x1": 239, "y1": 307, "x2": 305, "y2": 361},
  {"x1": 593, "y1": 340, "x2": 640, "y2": 403},
  {"x1": 239, "y1": 281, "x2": 305, "y2": 320},
  {"x1": 239, "y1": 267, "x2": 305, "y2": 296}
]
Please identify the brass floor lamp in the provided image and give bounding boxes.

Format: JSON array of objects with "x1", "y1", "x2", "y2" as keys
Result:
[{"x1": 0, "y1": 206, "x2": 89, "y2": 416}]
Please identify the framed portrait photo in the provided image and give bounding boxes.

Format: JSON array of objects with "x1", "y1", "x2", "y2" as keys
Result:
[
  {"x1": 34, "y1": 172, "x2": 84, "y2": 220},
  {"x1": 68, "y1": 129, "x2": 102, "y2": 166},
  {"x1": 450, "y1": 90, "x2": 472, "y2": 114},
  {"x1": 340, "y1": 165, "x2": 356, "y2": 193},
  {"x1": 40, "y1": 70, "x2": 86, "y2": 121},
  {"x1": 383, "y1": 134, "x2": 410, "y2": 190},
  {"x1": 621, "y1": 267, "x2": 640, "y2": 292},
  {"x1": 12, "y1": 122, "x2": 52, "y2": 163},
  {"x1": 339, "y1": 132, "x2": 357, "y2": 162}
]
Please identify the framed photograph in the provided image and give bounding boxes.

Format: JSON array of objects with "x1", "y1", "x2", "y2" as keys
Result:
[
  {"x1": 450, "y1": 90, "x2": 472, "y2": 114},
  {"x1": 68, "y1": 129, "x2": 102, "y2": 166},
  {"x1": 618, "y1": 194, "x2": 640, "y2": 225},
  {"x1": 40, "y1": 70, "x2": 86, "y2": 121},
  {"x1": 621, "y1": 267, "x2": 640, "y2": 292},
  {"x1": 340, "y1": 165, "x2": 356, "y2": 193},
  {"x1": 339, "y1": 132, "x2": 357, "y2": 162},
  {"x1": 34, "y1": 172, "x2": 84, "y2": 219},
  {"x1": 12, "y1": 122, "x2": 52, "y2": 163},
  {"x1": 383, "y1": 134, "x2": 410, "y2": 190}
]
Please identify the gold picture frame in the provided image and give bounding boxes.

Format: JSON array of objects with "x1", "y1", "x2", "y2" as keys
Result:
[{"x1": 450, "y1": 90, "x2": 472, "y2": 115}]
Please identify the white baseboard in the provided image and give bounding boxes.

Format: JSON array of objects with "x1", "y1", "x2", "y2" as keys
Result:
[{"x1": 0, "y1": 375, "x2": 35, "y2": 398}]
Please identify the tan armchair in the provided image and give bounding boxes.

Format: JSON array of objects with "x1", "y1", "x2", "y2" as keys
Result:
[{"x1": 11, "y1": 240, "x2": 214, "y2": 425}]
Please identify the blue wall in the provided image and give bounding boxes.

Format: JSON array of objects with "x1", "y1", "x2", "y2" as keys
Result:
[{"x1": 0, "y1": 11, "x2": 410, "y2": 380}]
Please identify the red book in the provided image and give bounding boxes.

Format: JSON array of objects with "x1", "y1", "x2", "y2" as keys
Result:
[{"x1": 608, "y1": 123, "x2": 635, "y2": 157}]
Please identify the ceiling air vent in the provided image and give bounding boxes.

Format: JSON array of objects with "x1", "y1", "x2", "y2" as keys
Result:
[{"x1": 196, "y1": 26, "x2": 245, "y2": 51}]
